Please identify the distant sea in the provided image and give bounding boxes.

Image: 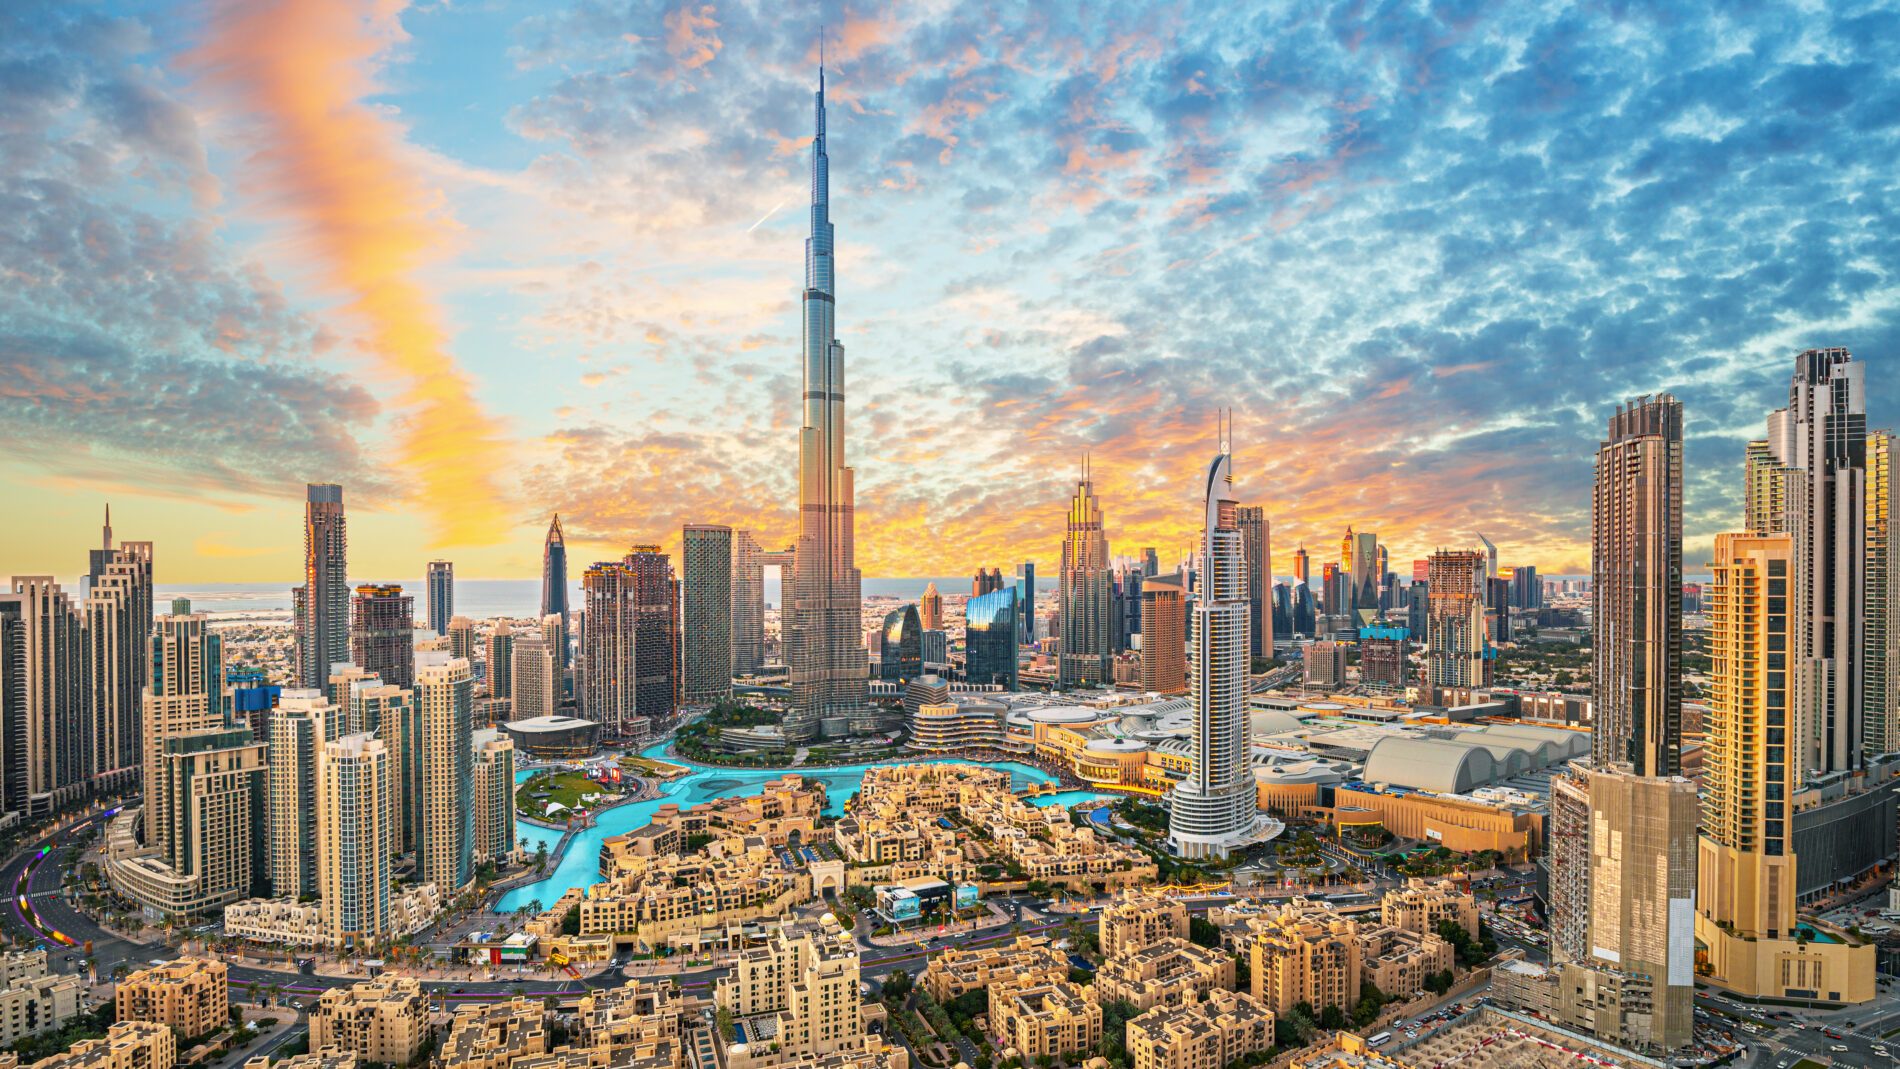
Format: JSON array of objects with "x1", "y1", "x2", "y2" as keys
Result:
[{"x1": 155, "y1": 576, "x2": 979, "y2": 621}]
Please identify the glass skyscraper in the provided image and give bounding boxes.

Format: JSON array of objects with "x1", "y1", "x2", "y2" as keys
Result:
[
  {"x1": 965, "y1": 586, "x2": 1018, "y2": 690},
  {"x1": 878, "y1": 605, "x2": 923, "y2": 683}
]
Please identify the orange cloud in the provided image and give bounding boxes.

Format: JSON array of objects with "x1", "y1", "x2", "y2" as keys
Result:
[
  {"x1": 663, "y1": 4, "x2": 722, "y2": 70},
  {"x1": 191, "y1": 0, "x2": 513, "y2": 547}
]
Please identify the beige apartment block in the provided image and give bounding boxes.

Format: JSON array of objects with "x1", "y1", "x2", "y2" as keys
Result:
[
  {"x1": 921, "y1": 936, "x2": 1067, "y2": 1002},
  {"x1": 987, "y1": 979, "x2": 1101, "y2": 1061},
  {"x1": 1381, "y1": 878, "x2": 1478, "y2": 939},
  {"x1": 115, "y1": 958, "x2": 227, "y2": 1041},
  {"x1": 308, "y1": 977, "x2": 429, "y2": 1067},
  {"x1": 1099, "y1": 890, "x2": 1190, "y2": 957},
  {"x1": 440, "y1": 999, "x2": 550, "y2": 1069},
  {"x1": 1126, "y1": 989, "x2": 1275, "y2": 1069},
  {"x1": 0, "y1": 1021, "x2": 176, "y2": 1069},
  {"x1": 1092, "y1": 938, "x2": 1235, "y2": 1012}
]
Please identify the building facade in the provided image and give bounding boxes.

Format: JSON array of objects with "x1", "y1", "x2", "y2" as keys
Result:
[
  {"x1": 965, "y1": 588, "x2": 1018, "y2": 690},
  {"x1": 472, "y1": 731, "x2": 516, "y2": 864},
  {"x1": 414, "y1": 654, "x2": 475, "y2": 896},
  {"x1": 348, "y1": 585, "x2": 414, "y2": 691},
  {"x1": 541, "y1": 515, "x2": 570, "y2": 670},
  {"x1": 317, "y1": 733, "x2": 393, "y2": 950},
  {"x1": 266, "y1": 691, "x2": 344, "y2": 900},
  {"x1": 682, "y1": 525, "x2": 734, "y2": 705},
  {"x1": 426, "y1": 560, "x2": 453, "y2": 637},
  {"x1": 1139, "y1": 581, "x2": 1186, "y2": 695},
  {"x1": 1238, "y1": 505, "x2": 1271, "y2": 659},
  {"x1": 1423, "y1": 549, "x2": 1490, "y2": 697}
]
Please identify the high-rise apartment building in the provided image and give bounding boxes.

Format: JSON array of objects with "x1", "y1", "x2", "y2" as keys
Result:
[
  {"x1": 731, "y1": 530, "x2": 765, "y2": 676},
  {"x1": 0, "y1": 602, "x2": 29, "y2": 818},
  {"x1": 446, "y1": 617, "x2": 477, "y2": 663},
  {"x1": 1423, "y1": 550, "x2": 1490, "y2": 698},
  {"x1": 413, "y1": 654, "x2": 474, "y2": 896},
  {"x1": 297, "y1": 484, "x2": 349, "y2": 688},
  {"x1": 541, "y1": 515, "x2": 570, "y2": 670},
  {"x1": 965, "y1": 587, "x2": 1018, "y2": 690},
  {"x1": 317, "y1": 733, "x2": 393, "y2": 950},
  {"x1": 425, "y1": 561, "x2": 453, "y2": 637},
  {"x1": 1058, "y1": 463, "x2": 1112, "y2": 688},
  {"x1": 716, "y1": 923, "x2": 869, "y2": 1060},
  {"x1": 1344, "y1": 528, "x2": 1378, "y2": 617},
  {"x1": 483, "y1": 622, "x2": 514, "y2": 706},
  {"x1": 4, "y1": 578, "x2": 83, "y2": 812},
  {"x1": 267, "y1": 691, "x2": 345, "y2": 899},
  {"x1": 580, "y1": 547, "x2": 680, "y2": 738},
  {"x1": 348, "y1": 675, "x2": 413, "y2": 853},
  {"x1": 681, "y1": 525, "x2": 733, "y2": 705},
  {"x1": 919, "y1": 582, "x2": 943, "y2": 632},
  {"x1": 471, "y1": 730, "x2": 516, "y2": 865},
  {"x1": 141, "y1": 604, "x2": 224, "y2": 851},
  {"x1": 1592, "y1": 395, "x2": 1684, "y2": 776},
  {"x1": 349, "y1": 585, "x2": 415, "y2": 690},
  {"x1": 1016, "y1": 563, "x2": 1037, "y2": 643},
  {"x1": 1697, "y1": 532, "x2": 1875, "y2": 1003},
  {"x1": 1291, "y1": 545, "x2": 1309, "y2": 588},
  {"x1": 784, "y1": 69, "x2": 871, "y2": 743},
  {"x1": 1867, "y1": 431, "x2": 1899, "y2": 754},
  {"x1": 1139, "y1": 580, "x2": 1186, "y2": 695},
  {"x1": 510, "y1": 631, "x2": 556, "y2": 721},
  {"x1": 82, "y1": 517, "x2": 152, "y2": 786},
  {"x1": 139, "y1": 722, "x2": 267, "y2": 916},
  {"x1": 1743, "y1": 439, "x2": 1789, "y2": 535},
  {"x1": 1168, "y1": 438, "x2": 1256, "y2": 859},
  {"x1": 1237, "y1": 506, "x2": 1271, "y2": 660},
  {"x1": 1766, "y1": 348, "x2": 1867, "y2": 776}
]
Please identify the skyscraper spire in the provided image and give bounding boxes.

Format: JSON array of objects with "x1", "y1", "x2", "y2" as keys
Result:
[
  {"x1": 102, "y1": 503, "x2": 112, "y2": 552},
  {"x1": 784, "y1": 65, "x2": 868, "y2": 741}
]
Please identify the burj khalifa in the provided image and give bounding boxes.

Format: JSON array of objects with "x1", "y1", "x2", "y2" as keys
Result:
[{"x1": 785, "y1": 66, "x2": 869, "y2": 742}]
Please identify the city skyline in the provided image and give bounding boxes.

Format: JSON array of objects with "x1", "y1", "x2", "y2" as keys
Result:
[{"x1": 6, "y1": 2, "x2": 1898, "y2": 584}]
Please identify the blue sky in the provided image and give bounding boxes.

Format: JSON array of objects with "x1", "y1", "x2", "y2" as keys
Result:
[{"x1": 2, "y1": 0, "x2": 1896, "y2": 582}]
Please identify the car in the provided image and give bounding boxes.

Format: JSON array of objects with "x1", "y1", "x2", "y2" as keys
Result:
[{"x1": 1830, "y1": 1044, "x2": 1850, "y2": 1052}]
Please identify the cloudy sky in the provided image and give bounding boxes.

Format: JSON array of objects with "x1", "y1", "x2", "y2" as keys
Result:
[{"x1": 4, "y1": 0, "x2": 1896, "y2": 584}]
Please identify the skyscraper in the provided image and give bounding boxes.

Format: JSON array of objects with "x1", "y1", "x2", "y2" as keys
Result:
[
  {"x1": 580, "y1": 547, "x2": 680, "y2": 738},
  {"x1": 537, "y1": 515, "x2": 570, "y2": 672},
  {"x1": 510, "y1": 631, "x2": 556, "y2": 721},
  {"x1": 681, "y1": 525, "x2": 734, "y2": 705},
  {"x1": 1346, "y1": 528, "x2": 1377, "y2": 616},
  {"x1": 142, "y1": 603, "x2": 225, "y2": 852},
  {"x1": 784, "y1": 66, "x2": 870, "y2": 744},
  {"x1": 1592, "y1": 395, "x2": 1684, "y2": 776},
  {"x1": 349, "y1": 675, "x2": 413, "y2": 852},
  {"x1": 964, "y1": 587, "x2": 1017, "y2": 690},
  {"x1": 1015, "y1": 562, "x2": 1036, "y2": 643},
  {"x1": 1868, "y1": 431, "x2": 1899, "y2": 755},
  {"x1": 1291, "y1": 544, "x2": 1309, "y2": 588},
  {"x1": 350, "y1": 585, "x2": 415, "y2": 690},
  {"x1": 1697, "y1": 532, "x2": 1875, "y2": 1002},
  {"x1": 297, "y1": 484, "x2": 349, "y2": 688},
  {"x1": 0, "y1": 602, "x2": 29, "y2": 819},
  {"x1": 1743, "y1": 438, "x2": 1789, "y2": 535},
  {"x1": 83, "y1": 511, "x2": 152, "y2": 785},
  {"x1": 1141, "y1": 548, "x2": 1159, "y2": 578},
  {"x1": 483, "y1": 622, "x2": 515, "y2": 706},
  {"x1": 413, "y1": 653, "x2": 474, "y2": 895},
  {"x1": 446, "y1": 616, "x2": 477, "y2": 663},
  {"x1": 470, "y1": 730, "x2": 516, "y2": 865},
  {"x1": 4, "y1": 577, "x2": 82, "y2": 812},
  {"x1": 1058, "y1": 461, "x2": 1112, "y2": 688},
  {"x1": 1168, "y1": 433, "x2": 1256, "y2": 859},
  {"x1": 1237, "y1": 507, "x2": 1271, "y2": 661},
  {"x1": 268, "y1": 691, "x2": 344, "y2": 899},
  {"x1": 919, "y1": 582, "x2": 943, "y2": 632},
  {"x1": 731, "y1": 530, "x2": 765, "y2": 676},
  {"x1": 877, "y1": 606, "x2": 923, "y2": 683},
  {"x1": 316, "y1": 732, "x2": 393, "y2": 950},
  {"x1": 1139, "y1": 578, "x2": 1186, "y2": 695},
  {"x1": 1423, "y1": 550, "x2": 1489, "y2": 698},
  {"x1": 425, "y1": 561, "x2": 453, "y2": 637},
  {"x1": 1769, "y1": 348, "x2": 1867, "y2": 776}
]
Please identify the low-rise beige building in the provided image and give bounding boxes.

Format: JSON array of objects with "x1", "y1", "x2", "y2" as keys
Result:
[
  {"x1": 1092, "y1": 938, "x2": 1234, "y2": 1012},
  {"x1": 0, "y1": 1021, "x2": 176, "y2": 1069},
  {"x1": 1099, "y1": 890, "x2": 1190, "y2": 958},
  {"x1": 920, "y1": 936, "x2": 1067, "y2": 1002},
  {"x1": 439, "y1": 999, "x2": 549, "y2": 1069},
  {"x1": 245, "y1": 1055, "x2": 358, "y2": 1069},
  {"x1": 1126, "y1": 989, "x2": 1275, "y2": 1069},
  {"x1": 988, "y1": 979, "x2": 1100, "y2": 1061},
  {"x1": 115, "y1": 958, "x2": 227, "y2": 1041},
  {"x1": 1381, "y1": 878, "x2": 1478, "y2": 940},
  {"x1": 1245, "y1": 897, "x2": 1455, "y2": 1014},
  {"x1": 0, "y1": 951, "x2": 83, "y2": 1048},
  {"x1": 309, "y1": 977, "x2": 429, "y2": 1067}
]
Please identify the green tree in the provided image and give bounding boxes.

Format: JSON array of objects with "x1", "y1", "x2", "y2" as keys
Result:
[{"x1": 1188, "y1": 917, "x2": 1221, "y2": 948}]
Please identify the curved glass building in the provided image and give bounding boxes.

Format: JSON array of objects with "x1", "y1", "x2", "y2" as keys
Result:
[
  {"x1": 965, "y1": 586, "x2": 1019, "y2": 690},
  {"x1": 879, "y1": 604, "x2": 923, "y2": 683}
]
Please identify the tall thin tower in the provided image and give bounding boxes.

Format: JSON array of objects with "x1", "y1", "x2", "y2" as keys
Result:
[
  {"x1": 1168, "y1": 420, "x2": 1256, "y2": 859},
  {"x1": 784, "y1": 64, "x2": 869, "y2": 742},
  {"x1": 297, "y1": 484, "x2": 348, "y2": 687},
  {"x1": 1592, "y1": 394, "x2": 1684, "y2": 775},
  {"x1": 541, "y1": 515, "x2": 570, "y2": 670},
  {"x1": 1057, "y1": 458, "x2": 1111, "y2": 688}
]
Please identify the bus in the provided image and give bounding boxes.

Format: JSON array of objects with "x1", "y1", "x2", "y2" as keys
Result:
[{"x1": 1367, "y1": 1032, "x2": 1392, "y2": 1048}]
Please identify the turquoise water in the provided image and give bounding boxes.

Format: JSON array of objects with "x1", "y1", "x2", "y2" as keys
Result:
[{"x1": 496, "y1": 744, "x2": 1112, "y2": 912}]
